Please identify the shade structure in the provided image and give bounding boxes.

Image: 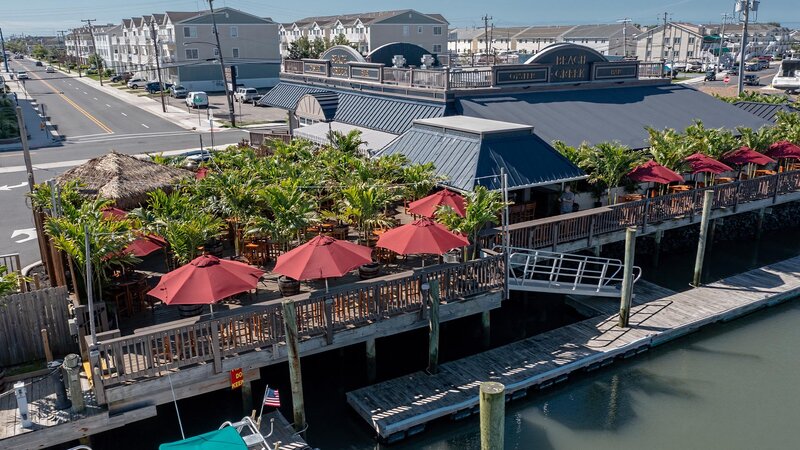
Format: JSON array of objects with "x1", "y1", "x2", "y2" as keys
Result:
[
  {"x1": 722, "y1": 146, "x2": 776, "y2": 166},
  {"x1": 627, "y1": 160, "x2": 683, "y2": 184},
  {"x1": 148, "y1": 255, "x2": 264, "y2": 305},
  {"x1": 126, "y1": 234, "x2": 167, "y2": 257},
  {"x1": 766, "y1": 141, "x2": 800, "y2": 160},
  {"x1": 407, "y1": 189, "x2": 466, "y2": 218},
  {"x1": 159, "y1": 426, "x2": 247, "y2": 450},
  {"x1": 684, "y1": 153, "x2": 733, "y2": 174},
  {"x1": 273, "y1": 235, "x2": 373, "y2": 281},
  {"x1": 376, "y1": 217, "x2": 470, "y2": 256}
]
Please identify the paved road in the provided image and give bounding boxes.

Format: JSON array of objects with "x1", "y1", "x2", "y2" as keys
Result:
[{"x1": 1, "y1": 59, "x2": 248, "y2": 266}]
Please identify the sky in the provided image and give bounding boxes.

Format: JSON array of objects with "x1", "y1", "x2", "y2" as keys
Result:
[{"x1": 3, "y1": 0, "x2": 800, "y2": 36}]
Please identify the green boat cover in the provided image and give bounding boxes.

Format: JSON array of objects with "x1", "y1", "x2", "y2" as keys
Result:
[{"x1": 159, "y1": 426, "x2": 247, "y2": 450}]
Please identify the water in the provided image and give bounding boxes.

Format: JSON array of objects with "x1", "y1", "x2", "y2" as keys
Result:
[{"x1": 86, "y1": 224, "x2": 800, "y2": 450}]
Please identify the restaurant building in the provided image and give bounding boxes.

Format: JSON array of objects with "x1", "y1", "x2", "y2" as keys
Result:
[{"x1": 260, "y1": 42, "x2": 769, "y2": 214}]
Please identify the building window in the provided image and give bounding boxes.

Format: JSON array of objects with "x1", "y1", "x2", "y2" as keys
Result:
[
  {"x1": 185, "y1": 48, "x2": 199, "y2": 59},
  {"x1": 673, "y1": 37, "x2": 681, "y2": 44},
  {"x1": 433, "y1": 26, "x2": 442, "y2": 35},
  {"x1": 418, "y1": 26, "x2": 423, "y2": 34},
  {"x1": 232, "y1": 48, "x2": 239, "y2": 58},
  {"x1": 646, "y1": 50, "x2": 651, "y2": 58},
  {"x1": 230, "y1": 26, "x2": 238, "y2": 38},
  {"x1": 433, "y1": 44, "x2": 442, "y2": 53},
  {"x1": 213, "y1": 47, "x2": 219, "y2": 56},
  {"x1": 403, "y1": 25, "x2": 409, "y2": 36},
  {"x1": 687, "y1": 50, "x2": 694, "y2": 57},
  {"x1": 183, "y1": 26, "x2": 197, "y2": 38},
  {"x1": 688, "y1": 37, "x2": 695, "y2": 44}
]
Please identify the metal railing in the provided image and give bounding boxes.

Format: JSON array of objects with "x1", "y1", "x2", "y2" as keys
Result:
[
  {"x1": 505, "y1": 247, "x2": 641, "y2": 296},
  {"x1": 0, "y1": 253, "x2": 22, "y2": 274},
  {"x1": 448, "y1": 68, "x2": 493, "y2": 88}
]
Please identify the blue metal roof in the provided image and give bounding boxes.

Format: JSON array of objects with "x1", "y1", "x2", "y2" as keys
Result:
[
  {"x1": 457, "y1": 84, "x2": 773, "y2": 150},
  {"x1": 380, "y1": 123, "x2": 585, "y2": 191},
  {"x1": 259, "y1": 82, "x2": 445, "y2": 134},
  {"x1": 733, "y1": 101, "x2": 797, "y2": 123}
]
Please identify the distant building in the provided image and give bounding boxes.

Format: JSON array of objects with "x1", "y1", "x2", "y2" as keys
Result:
[
  {"x1": 633, "y1": 23, "x2": 709, "y2": 63},
  {"x1": 725, "y1": 23, "x2": 792, "y2": 59},
  {"x1": 279, "y1": 10, "x2": 448, "y2": 57},
  {"x1": 65, "y1": 24, "x2": 115, "y2": 65}
]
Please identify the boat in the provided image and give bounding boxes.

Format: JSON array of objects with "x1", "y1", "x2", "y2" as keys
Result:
[
  {"x1": 771, "y1": 58, "x2": 800, "y2": 92},
  {"x1": 159, "y1": 414, "x2": 314, "y2": 450}
]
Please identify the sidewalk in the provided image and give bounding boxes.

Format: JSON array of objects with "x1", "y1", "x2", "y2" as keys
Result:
[
  {"x1": 54, "y1": 68, "x2": 224, "y2": 132},
  {"x1": 1, "y1": 71, "x2": 60, "y2": 151}
]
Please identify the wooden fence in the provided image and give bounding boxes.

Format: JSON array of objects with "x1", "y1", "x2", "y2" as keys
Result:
[
  {"x1": 481, "y1": 170, "x2": 800, "y2": 250},
  {"x1": 0, "y1": 287, "x2": 74, "y2": 366},
  {"x1": 91, "y1": 255, "x2": 505, "y2": 388}
]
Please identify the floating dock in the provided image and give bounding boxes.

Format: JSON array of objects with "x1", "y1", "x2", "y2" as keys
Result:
[{"x1": 347, "y1": 256, "x2": 800, "y2": 442}]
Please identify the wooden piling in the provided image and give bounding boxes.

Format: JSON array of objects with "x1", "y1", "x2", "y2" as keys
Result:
[
  {"x1": 63, "y1": 353, "x2": 85, "y2": 413},
  {"x1": 365, "y1": 337, "x2": 377, "y2": 383},
  {"x1": 708, "y1": 218, "x2": 718, "y2": 251},
  {"x1": 241, "y1": 380, "x2": 253, "y2": 416},
  {"x1": 479, "y1": 381, "x2": 505, "y2": 450},
  {"x1": 652, "y1": 229, "x2": 663, "y2": 267},
  {"x1": 481, "y1": 311, "x2": 491, "y2": 349},
  {"x1": 692, "y1": 190, "x2": 715, "y2": 287},
  {"x1": 756, "y1": 207, "x2": 766, "y2": 240},
  {"x1": 618, "y1": 227, "x2": 637, "y2": 328},
  {"x1": 427, "y1": 280, "x2": 440, "y2": 375},
  {"x1": 282, "y1": 300, "x2": 306, "y2": 431}
]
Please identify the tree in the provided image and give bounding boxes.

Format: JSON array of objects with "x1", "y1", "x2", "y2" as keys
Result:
[
  {"x1": 311, "y1": 37, "x2": 327, "y2": 58},
  {"x1": 87, "y1": 53, "x2": 104, "y2": 72},
  {"x1": 0, "y1": 265, "x2": 24, "y2": 297},
  {"x1": 581, "y1": 142, "x2": 645, "y2": 204},
  {"x1": 327, "y1": 129, "x2": 365, "y2": 154},
  {"x1": 683, "y1": 120, "x2": 738, "y2": 158},
  {"x1": 437, "y1": 186, "x2": 506, "y2": 260},
  {"x1": 340, "y1": 183, "x2": 395, "y2": 243},
  {"x1": 736, "y1": 126, "x2": 777, "y2": 152},
  {"x1": 646, "y1": 127, "x2": 692, "y2": 172},
  {"x1": 197, "y1": 171, "x2": 261, "y2": 255},
  {"x1": 774, "y1": 111, "x2": 800, "y2": 144},
  {"x1": 31, "y1": 44, "x2": 49, "y2": 61},
  {"x1": 249, "y1": 180, "x2": 318, "y2": 251},
  {"x1": 332, "y1": 34, "x2": 350, "y2": 46},
  {"x1": 288, "y1": 36, "x2": 313, "y2": 60}
]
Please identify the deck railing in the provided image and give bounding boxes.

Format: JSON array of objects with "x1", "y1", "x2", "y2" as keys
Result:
[
  {"x1": 91, "y1": 255, "x2": 505, "y2": 388},
  {"x1": 482, "y1": 170, "x2": 800, "y2": 250}
]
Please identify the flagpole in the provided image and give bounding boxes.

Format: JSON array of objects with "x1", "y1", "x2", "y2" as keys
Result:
[{"x1": 257, "y1": 385, "x2": 269, "y2": 427}]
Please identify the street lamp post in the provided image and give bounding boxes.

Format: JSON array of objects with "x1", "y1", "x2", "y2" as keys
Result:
[{"x1": 207, "y1": 0, "x2": 236, "y2": 127}]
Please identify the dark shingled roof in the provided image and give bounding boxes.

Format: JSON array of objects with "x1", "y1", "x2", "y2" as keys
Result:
[
  {"x1": 380, "y1": 119, "x2": 585, "y2": 191},
  {"x1": 259, "y1": 82, "x2": 445, "y2": 134},
  {"x1": 733, "y1": 101, "x2": 797, "y2": 123},
  {"x1": 456, "y1": 84, "x2": 773, "y2": 150}
]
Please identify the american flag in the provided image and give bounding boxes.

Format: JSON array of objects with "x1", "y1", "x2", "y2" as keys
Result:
[{"x1": 263, "y1": 388, "x2": 280, "y2": 407}]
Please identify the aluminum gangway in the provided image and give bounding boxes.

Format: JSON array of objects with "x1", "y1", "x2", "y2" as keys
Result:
[{"x1": 502, "y1": 247, "x2": 642, "y2": 297}]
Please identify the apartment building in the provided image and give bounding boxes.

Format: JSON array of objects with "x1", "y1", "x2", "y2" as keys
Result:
[
  {"x1": 633, "y1": 23, "x2": 708, "y2": 63},
  {"x1": 279, "y1": 10, "x2": 448, "y2": 56},
  {"x1": 93, "y1": 24, "x2": 124, "y2": 74},
  {"x1": 725, "y1": 23, "x2": 793, "y2": 59},
  {"x1": 65, "y1": 24, "x2": 115, "y2": 65}
]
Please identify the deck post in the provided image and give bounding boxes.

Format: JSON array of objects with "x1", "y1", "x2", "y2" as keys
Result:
[
  {"x1": 652, "y1": 229, "x2": 663, "y2": 267},
  {"x1": 756, "y1": 207, "x2": 766, "y2": 240},
  {"x1": 241, "y1": 380, "x2": 253, "y2": 416},
  {"x1": 618, "y1": 227, "x2": 637, "y2": 328},
  {"x1": 282, "y1": 300, "x2": 306, "y2": 431},
  {"x1": 481, "y1": 311, "x2": 491, "y2": 349},
  {"x1": 63, "y1": 353, "x2": 85, "y2": 413},
  {"x1": 692, "y1": 190, "x2": 715, "y2": 287},
  {"x1": 479, "y1": 381, "x2": 505, "y2": 450},
  {"x1": 426, "y1": 280, "x2": 440, "y2": 374},
  {"x1": 365, "y1": 337, "x2": 377, "y2": 383}
]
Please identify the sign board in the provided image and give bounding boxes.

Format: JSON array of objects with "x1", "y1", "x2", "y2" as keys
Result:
[
  {"x1": 319, "y1": 46, "x2": 365, "y2": 78},
  {"x1": 302, "y1": 60, "x2": 330, "y2": 77},
  {"x1": 348, "y1": 62, "x2": 383, "y2": 82},
  {"x1": 723, "y1": 76, "x2": 730, "y2": 84},
  {"x1": 593, "y1": 63, "x2": 638, "y2": 80},
  {"x1": 230, "y1": 367, "x2": 244, "y2": 390},
  {"x1": 494, "y1": 66, "x2": 549, "y2": 85}
]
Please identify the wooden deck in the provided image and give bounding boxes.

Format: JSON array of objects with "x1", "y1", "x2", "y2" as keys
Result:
[
  {"x1": 260, "y1": 411, "x2": 312, "y2": 450},
  {"x1": 346, "y1": 256, "x2": 800, "y2": 442}
]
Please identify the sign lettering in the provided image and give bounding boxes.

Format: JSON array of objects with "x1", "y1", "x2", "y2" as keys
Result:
[
  {"x1": 494, "y1": 66, "x2": 549, "y2": 85},
  {"x1": 303, "y1": 62, "x2": 327, "y2": 75},
  {"x1": 593, "y1": 63, "x2": 638, "y2": 80},
  {"x1": 230, "y1": 368, "x2": 244, "y2": 390}
]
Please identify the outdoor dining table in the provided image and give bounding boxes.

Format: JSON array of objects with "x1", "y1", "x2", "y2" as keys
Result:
[
  {"x1": 755, "y1": 169, "x2": 776, "y2": 177},
  {"x1": 618, "y1": 194, "x2": 644, "y2": 203},
  {"x1": 668, "y1": 185, "x2": 691, "y2": 193},
  {"x1": 716, "y1": 177, "x2": 735, "y2": 184},
  {"x1": 109, "y1": 272, "x2": 149, "y2": 317}
]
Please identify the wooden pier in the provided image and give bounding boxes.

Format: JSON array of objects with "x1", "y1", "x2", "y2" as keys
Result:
[
  {"x1": 346, "y1": 256, "x2": 800, "y2": 442},
  {"x1": 260, "y1": 411, "x2": 313, "y2": 450}
]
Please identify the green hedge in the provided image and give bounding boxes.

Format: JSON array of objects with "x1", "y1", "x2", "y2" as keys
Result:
[{"x1": 0, "y1": 96, "x2": 20, "y2": 140}]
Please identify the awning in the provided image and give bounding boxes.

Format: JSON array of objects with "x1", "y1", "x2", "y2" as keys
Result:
[
  {"x1": 294, "y1": 121, "x2": 398, "y2": 153},
  {"x1": 159, "y1": 426, "x2": 246, "y2": 450}
]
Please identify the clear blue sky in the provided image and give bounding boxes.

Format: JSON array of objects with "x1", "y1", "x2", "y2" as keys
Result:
[{"x1": 4, "y1": 0, "x2": 799, "y2": 36}]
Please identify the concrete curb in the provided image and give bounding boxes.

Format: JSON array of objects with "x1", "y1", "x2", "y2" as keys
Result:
[{"x1": 21, "y1": 260, "x2": 43, "y2": 277}]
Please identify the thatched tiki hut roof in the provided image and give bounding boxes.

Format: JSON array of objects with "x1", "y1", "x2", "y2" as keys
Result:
[{"x1": 56, "y1": 151, "x2": 192, "y2": 209}]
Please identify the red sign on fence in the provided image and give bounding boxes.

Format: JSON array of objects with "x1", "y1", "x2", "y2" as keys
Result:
[
  {"x1": 723, "y1": 76, "x2": 730, "y2": 84},
  {"x1": 230, "y1": 367, "x2": 244, "y2": 390}
]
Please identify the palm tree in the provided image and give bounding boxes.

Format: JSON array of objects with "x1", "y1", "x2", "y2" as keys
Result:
[
  {"x1": 552, "y1": 140, "x2": 588, "y2": 167},
  {"x1": 774, "y1": 111, "x2": 800, "y2": 144},
  {"x1": 646, "y1": 127, "x2": 692, "y2": 172},
  {"x1": 401, "y1": 162, "x2": 444, "y2": 201},
  {"x1": 249, "y1": 180, "x2": 318, "y2": 251},
  {"x1": 198, "y1": 171, "x2": 261, "y2": 255},
  {"x1": 580, "y1": 142, "x2": 645, "y2": 205},
  {"x1": 736, "y1": 126, "x2": 778, "y2": 153},
  {"x1": 327, "y1": 129, "x2": 365, "y2": 154},
  {"x1": 340, "y1": 183, "x2": 395, "y2": 244},
  {"x1": 437, "y1": 185, "x2": 507, "y2": 260}
]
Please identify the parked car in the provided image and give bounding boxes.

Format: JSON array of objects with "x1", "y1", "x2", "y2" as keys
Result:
[
  {"x1": 186, "y1": 91, "x2": 209, "y2": 108},
  {"x1": 145, "y1": 81, "x2": 173, "y2": 94},
  {"x1": 704, "y1": 70, "x2": 716, "y2": 81},
  {"x1": 170, "y1": 85, "x2": 188, "y2": 98},
  {"x1": 686, "y1": 61, "x2": 703, "y2": 72},
  {"x1": 34, "y1": 61, "x2": 43, "y2": 67},
  {"x1": 127, "y1": 78, "x2": 148, "y2": 89},
  {"x1": 726, "y1": 68, "x2": 740, "y2": 76},
  {"x1": 45, "y1": 65, "x2": 55, "y2": 73},
  {"x1": 110, "y1": 72, "x2": 132, "y2": 83},
  {"x1": 745, "y1": 63, "x2": 760, "y2": 72},
  {"x1": 14, "y1": 54, "x2": 23, "y2": 59},
  {"x1": 744, "y1": 74, "x2": 761, "y2": 86},
  {"x1": 234, "y1": 87, "x2": 260, "y2": 103},
  {"x1": 16, "y1": 71, "x2": 29, "y2": 80}
]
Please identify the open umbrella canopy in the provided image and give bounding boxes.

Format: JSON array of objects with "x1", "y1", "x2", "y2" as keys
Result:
[
  {"x1": 407, "y1": 189, "x2": 466, "y2": 218},
  {"x1": 273, "y1": 235, "x2": 373, "y2": 281},
  {"x1": 126, "y1": 234, "x2": 167, "y2": 257},
  {"x1": 627, "y1": 160, "x2": 683, "y2": 184},
  {"x1": 722, "y1": 146, "x2": 776, "y2": 166},
  {"x1": 148, "y1": 255, "x2": 264, "y2": 305},
  {"x1": 684, "y1": 153, "x2": 733, "y2": 174},
  {"x1": 159, "y1": 426, "x2": 247, "y2": 450},
  {"x1": 376, "y1": 217, "x2": 470, "y2": 256},
  {"x1": 102, "y1": 207, "x2": 129, "y2": 220},
  {"x1": 766, "y1": 141, "x2": 800, "y2": 160}
]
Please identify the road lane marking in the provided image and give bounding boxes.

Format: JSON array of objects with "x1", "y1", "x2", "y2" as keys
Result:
[
  {"x1": 28, "y1": 72, "x2": 114, "y2": 134},
  {"x1": 106, "y1": 104, "x2": 111, "y2": 107},
  {"x1": 121, "y1": 112, "x2": 127, "y2": 117},
  {"x1": 141, "y1": 124, "x2": 149, "y2": 129},
  {"x1": 83, "y1": 91, "x2": 88, "y2": 94},
  {"x1": 93, "y1": 97, "x2": 98, "y2": 100}
]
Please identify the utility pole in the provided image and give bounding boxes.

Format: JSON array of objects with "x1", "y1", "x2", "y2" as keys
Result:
[
  {"x1": 481, "y1": 14, "x2": 492, "y2": 62},
  {"x1": 81, "y1": 19, "x2": 102, "y2": 86},
  {"x1": 73, "y1": 29, "x2": 82, "y2": 77},
  {"x1": 57, "y1": 30, "x2": 69, "y2": 70},
  {"x1": 0, "y1": 27, "x2": 9, "y2": 72},
  {"x1": 718, "y1": 13, "x2": 731, "y2": 70},
  {"x1": 617, "y1": 18, "x2": 632, "y2": 57},
  {"x1": 208, "y1": 0, "x2": 236, "y2": 127},
  {"x1": 150, "y1": 22, "x2": 167, "y2": 112},
  {"x1": 736, "y1": 0, "x2": 757, "y2": 96}
]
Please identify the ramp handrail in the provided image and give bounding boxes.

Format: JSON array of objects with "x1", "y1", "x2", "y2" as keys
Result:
[{"x1": 502, "y1": 247, "x2": 641, "y2": 294}]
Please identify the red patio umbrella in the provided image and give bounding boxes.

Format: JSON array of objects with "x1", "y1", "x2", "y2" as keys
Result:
[
  {"x1": 407, "y1": 189, "x2": 466, "y2": 218},
  {"x1": 765, "y1": 141, "x2": 800, "y2": 160},
  {"x1": 722, "y1": 146, "x2": 776, "y2": 166},
  {"x1": 627, "y1": 160, "x2": 683, "y2": 184},
  {"x1": 148, "y1": 254, "x2": 264, "y2": 307},
  {"x1": 125, "y1": 234, "x2": 167, "y2": 257},
  {"x1": 684, "y1": 153, "x2": 733, "y2": 174},
  {"x1": 376, "y1": 217, "x2": 469, "y2": 257},
  {"x1": 102, "y1": 207, "x2": 129, "y2": 220},
  {"x1": 273, "y1": 235, "x2": 373, "y2": 287}
]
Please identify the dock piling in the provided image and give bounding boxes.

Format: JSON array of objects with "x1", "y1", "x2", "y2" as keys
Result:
[
  {"x1": 479, "y1": 381, "x2": 505, "y2": 450},
  {"x1": 63, "y1": 353, "x2": 85, "y2": 413},
  {"x1": 426, "y1": 280, "x2": 440, "y2": 375},
  {"x1": 481, "y1": 311, "x2": 491, "y2": 349},
  {"x1": 366, "y1": 337, "x2": 377, "y2": 383},
  {"x1": 652, "y1": 229, "x2": 663, "y2": 267},
  {"x1": 692, "y1": 190, "x2": 715, "y2": 287},
  {"x1": 756, "y1": 207, "x2": 766, "y2": 240},
  {"x1": 618, "y1": 227, "x2": 637, "y2": 328},
  {"x1": 241, "y1": 380, "x2": 253, "y2": 417},
  {"x1": 282, "y1": 300, "x2": 306, "y2": 431}
]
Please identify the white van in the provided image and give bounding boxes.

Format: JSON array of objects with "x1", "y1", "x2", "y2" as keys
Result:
[{"x1": 186, "y1": 91, "x2": 209, "y2": 108}]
